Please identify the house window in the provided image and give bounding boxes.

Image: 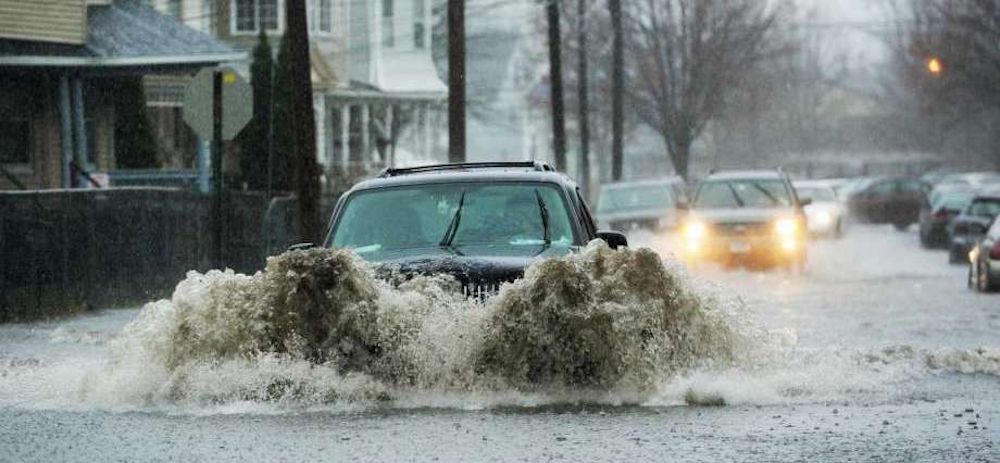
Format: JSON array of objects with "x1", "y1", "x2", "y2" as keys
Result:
[
  {"x1": 307, "y1": 0, "x2": 332, "y2": 34},
  {"x1": 0, "y1": 83, "x2": 30, "y2": 165},
  {"x1": 382, "y1": 0, "x2": 395, "y2": 47},
  {"x1": 413, "y1": 0, "x2": 425, "y2": 49},
  {"x1": 233, "y1": 0, "x2": 280, "y2": 34}
]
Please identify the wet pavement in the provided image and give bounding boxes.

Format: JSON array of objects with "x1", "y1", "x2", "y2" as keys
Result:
[{"x1": 1, "y1": 225, "x2": 997, "y2": 462}]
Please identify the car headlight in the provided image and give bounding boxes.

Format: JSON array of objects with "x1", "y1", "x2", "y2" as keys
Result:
[
  {"x1": 814, "y1": 211, "x2": 832, "y2": 226},
  {"x1": 774, "y1": 218, "x2": 798, "y2": 237},
  {"x1": 684, "y1": 220, "x2": 708, "y2": 241}
]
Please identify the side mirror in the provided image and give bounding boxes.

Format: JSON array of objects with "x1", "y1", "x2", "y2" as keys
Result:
[
  {"x1": 288, "y1": 242, "x2": 318, "y2": 252},
  {"x1": 799, "y1": 198, "x2": 813, "y2": 207},
  {"x1": 596, "y1": 230, "x2": 628, "y2": 250}
]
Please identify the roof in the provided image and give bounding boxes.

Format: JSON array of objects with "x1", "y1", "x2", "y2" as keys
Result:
[
  {"x1": 703, "y1": 170, "x2": 786, "y2": 181},
  {"x1": 374, "y1": 52, "x2": 447, "y2": 97},
  {"x1": 0, "y1": 0, "x2": 242, "y2": 68},
  {"x1": 349, "y1": 165, "x2": 576, "y2": 192}
]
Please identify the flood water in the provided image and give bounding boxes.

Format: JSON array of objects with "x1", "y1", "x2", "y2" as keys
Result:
[{"x1": 1, "y1": 226, "x2": 997, "y2": 461}]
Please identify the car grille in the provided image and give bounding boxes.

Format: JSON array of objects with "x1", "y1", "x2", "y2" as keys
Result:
[{"x1": 712, "y1": 221, "x2": 771, "y2": 237}]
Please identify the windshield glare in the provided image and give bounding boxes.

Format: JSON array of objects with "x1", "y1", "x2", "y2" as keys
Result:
[
  {"x1": 330, "y1": 183, "x2": 576, "y2": 256},
  {"x1": 597, "y1": 184, "x2": 675, "y2": 213},
  {"x1": 694, "y1": 179, "x2": 793, "y2": 209}
]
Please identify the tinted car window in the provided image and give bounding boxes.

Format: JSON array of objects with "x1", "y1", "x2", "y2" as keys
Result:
[
  {"x1": 330, "y1": 183, "x2": 576, "y2": 256},
  {"x1": 694, "y1": 179, "x2": 792, "y2": 209},
  {"x1": 868, "y1": 181, "x2": 896, "y2": 195},
  {"x1": 967, "y1": 198, "x2": 1000, "y2": 218}
]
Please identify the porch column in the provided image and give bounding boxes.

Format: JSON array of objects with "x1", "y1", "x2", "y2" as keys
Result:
[
  {"x1": 314, "y1": 93, "x2": 328, "y2": 169},
  {"x1": 361, "y1": 103, "x2": 370, "y2": 169},
  {"x1": 196, "y1": 138, "x2": 210, "y2": 193},
  {"x1": 385, "y1": 104, "x2": 395, "y2": 168},
  {"x1": 57, "y1": 74, "x2": 72, "y2": 188},
  {"x1": 339, "y1": 105, "x2": 350, "y2": 169},
  {"x1": 70, "y1": 77, "x2": 89, "y2": 182},
  {"x1": 422, "y1": 103, "x2": 431, "y2": 159}
]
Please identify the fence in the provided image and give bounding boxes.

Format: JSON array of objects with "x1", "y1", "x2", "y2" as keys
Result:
[{"x1": 0, "y1": 188, "x2": 308, "y2": 322}]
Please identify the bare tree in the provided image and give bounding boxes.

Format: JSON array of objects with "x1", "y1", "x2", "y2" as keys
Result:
[
  {"x1": 889, "y1": 0, "x2": 1000, "y2": 168},
  {"x1": 625, "y1": 0, "x2": 786, "y2": 179}
]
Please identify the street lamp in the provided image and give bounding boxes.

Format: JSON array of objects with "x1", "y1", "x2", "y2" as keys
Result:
[{"x1": 927, "y1": 57, "x2": 943, "y2": 76}]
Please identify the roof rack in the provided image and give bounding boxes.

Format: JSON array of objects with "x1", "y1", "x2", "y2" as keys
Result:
[{"x1": 378, "y1": 161, "x2": 555, "y2": 178}]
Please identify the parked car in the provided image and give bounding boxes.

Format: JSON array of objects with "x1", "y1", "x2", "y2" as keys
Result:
[
  {"x1": 596, "y1": 178, "x2": 681, "y2": 232},
  {"x1": 835, "y1": 176, "x2": 882, "y2": 201},
  {"x1": 919, "y1": 185, "x2": 975, "y2": 249},
  {"x1": 948, "y1": 191, "x2": 1000, "y2": 263},
  {"x1": 937, "y1": 172, "x2": 1000, "y2": 189},
  {"x1": 847, "y1": 177, "x2": 931, "y2": 230},
  {"x1": 683, "y1": 170, "x2": 809, "y2": 269},
  {"x1": 321, "y1": 162, "x2": 627, "y2": 294},
  {"x1": 794, "y1": 180, "x2": 847, "y2": 238},
  {"x1": 968, "y1": 216, "x2": 1000, "y2": 292}
]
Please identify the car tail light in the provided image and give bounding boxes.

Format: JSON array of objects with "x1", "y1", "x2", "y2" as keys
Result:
[
  {"x1": 932, "y1": 210, "x2": 949, "y2": 222},
  {"x1": 990, "y1": 242, "x2": 1000, "y2": 260}
]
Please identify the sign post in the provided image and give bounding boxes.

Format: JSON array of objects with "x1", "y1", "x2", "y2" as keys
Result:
[{"x1": 183, "y1": 67, "x2": 253, "y2": 270}]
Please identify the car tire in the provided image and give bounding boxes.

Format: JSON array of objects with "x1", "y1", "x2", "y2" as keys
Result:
[
  {"x1": 893, "y1": 221, "x2": 911, "y2": 232},
  {"x1": 979, "y1": 261, "x2": 998, "y2": 293}
]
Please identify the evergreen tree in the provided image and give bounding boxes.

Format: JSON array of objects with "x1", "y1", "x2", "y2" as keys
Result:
[
  {"x1": 238, "y1": 29, "x2": 274, "y2": 190},
  {"x1": 269, "y1": 33, "x2": 296, "y2": 192},
  {"x1": 114, "y1": 77, "x2": 159, "y2": 169}
]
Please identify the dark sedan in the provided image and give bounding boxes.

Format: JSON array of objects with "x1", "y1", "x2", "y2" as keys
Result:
[
  {"x1": 968, "y1": 216, "x2": 1000, "y2": 292},
  {"x1": 948, "y1": 192, "x2": 1000, "y2": 263},
  {"x1": 847, "y1": 177, "x2": 931, "y2": 230},
  {"x1": 919, "y1": 186, "x2": 975, "y2": 249}
]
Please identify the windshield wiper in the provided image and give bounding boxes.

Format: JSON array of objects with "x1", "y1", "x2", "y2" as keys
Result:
[
  {"x1": 726, "y1": 183, "x2": 746, "y2": 208},
  {"x1": 439, "y1": 190, "x2": 467, "y2": 247},
  {"x1": 535, "y1": 189, "x2": 551, "y2": 246}
]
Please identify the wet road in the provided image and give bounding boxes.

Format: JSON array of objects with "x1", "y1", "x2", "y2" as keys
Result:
[{"x1": 1, "y1": 225, "x2": 998, "y2": 462}]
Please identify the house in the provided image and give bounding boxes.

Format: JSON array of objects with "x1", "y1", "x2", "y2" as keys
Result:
[
  {"x1": 168, "y1": 0, "x2": 447, "y2": 190},
  {"x1": 0, "y1": 0, "x2": 241, "y2": 191}
]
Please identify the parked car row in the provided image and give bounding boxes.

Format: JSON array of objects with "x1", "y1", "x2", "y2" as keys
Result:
[{"x1": 914, "y1": 171, "x2": 1000, "y2": 292}]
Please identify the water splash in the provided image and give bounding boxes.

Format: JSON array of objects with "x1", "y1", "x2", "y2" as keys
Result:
[{"x1": 101, "y1": 242, "x2": 748, "y2": 406}]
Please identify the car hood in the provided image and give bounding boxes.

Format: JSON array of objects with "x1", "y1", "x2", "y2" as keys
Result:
[
  {"x1": 689, "y1": 208, "x2": 793, "y2": 224},
  {"x1": 368, "y1": 244, "x2": 576, "y2": 287}
]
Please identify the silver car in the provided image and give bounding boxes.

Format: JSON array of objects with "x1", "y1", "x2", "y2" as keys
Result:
[{"x1": 595, "y1": 178, "x2": 683, "y2": 232}]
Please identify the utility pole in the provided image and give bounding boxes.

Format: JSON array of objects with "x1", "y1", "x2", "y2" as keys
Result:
[
  {"x1": 576, "y1": 0, "x2": 590, "y2": 197},
  {"x1": 448, "y1": 0, "x2": 466, "y2": 163},
  {"x1": 285, "y1": 0, "x2": 321, "y2": 244},
  {"x1": 609, "y1": 0, "x2": 624, "y2": 182},
  {"x1": 547, "y1": 0, "x2": 567, "y2": 171},
  {"x1": 212, "y1": 70, "x2": 224, "y2": 269}
]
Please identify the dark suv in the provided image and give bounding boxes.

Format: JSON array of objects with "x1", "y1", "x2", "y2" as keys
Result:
[
  {"x1": 322, "y1": 162, "x2": 627, "y2": 292},
  {"x1": 682, "y1": 170, "x2": 809, "y2": 269}
]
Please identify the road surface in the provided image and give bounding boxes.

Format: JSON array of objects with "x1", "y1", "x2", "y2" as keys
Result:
[{"x1": 1, "y1": 226, "x2": 997, "y2": 461}]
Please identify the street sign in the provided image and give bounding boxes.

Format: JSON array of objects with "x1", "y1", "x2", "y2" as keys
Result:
[{"x1": 183, "y1": 67, "x2": 253, "y2": 141}]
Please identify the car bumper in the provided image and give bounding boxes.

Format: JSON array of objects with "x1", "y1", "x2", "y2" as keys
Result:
[{"x1": 684, "y1": 234, "x2": 804, "y2": 264}]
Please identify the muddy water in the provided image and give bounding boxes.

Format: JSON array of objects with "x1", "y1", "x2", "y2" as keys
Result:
[{"x1": 1, "y1": 226, "x2": 998, "y2": 461}]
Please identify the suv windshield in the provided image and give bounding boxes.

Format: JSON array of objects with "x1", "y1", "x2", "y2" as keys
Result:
[
  {"x1": 694, "y1": 179, "x2": 793, "y2": 209},
  {"x1": 330, "y1": 183, "x2": 576, "y2": 255},
  {"x1": 597, "y1": 184, "x2": 675, "y2": 213}
]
